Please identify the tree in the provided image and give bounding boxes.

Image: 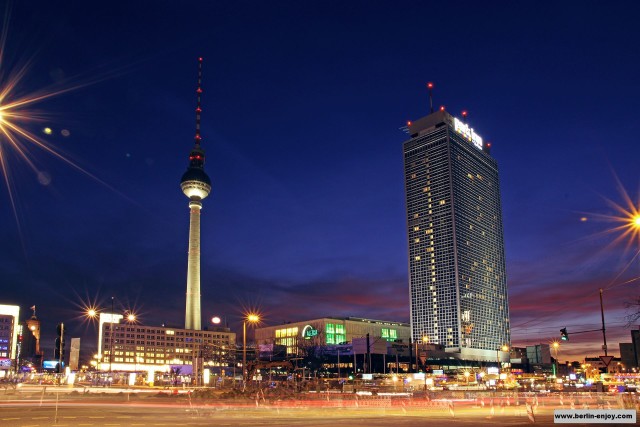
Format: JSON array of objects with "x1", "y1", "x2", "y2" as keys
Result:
[
  {"x1": 624, "y1": 296, "x2": 640, "y2": 326},
  {"x1": 296, "y1": 324, "x2": 327, "y2": 378}
]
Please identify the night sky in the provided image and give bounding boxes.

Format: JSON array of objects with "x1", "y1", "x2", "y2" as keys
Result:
[{"x1": 2, "y1": 1, "x2": 639, "y2": 363}]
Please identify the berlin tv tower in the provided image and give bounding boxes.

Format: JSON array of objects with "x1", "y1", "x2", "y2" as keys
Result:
[{"x1": 180, "y1": 57, "x2": 211, "y2": 330}]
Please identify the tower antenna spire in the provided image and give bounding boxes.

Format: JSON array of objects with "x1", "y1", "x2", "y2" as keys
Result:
[
  {"x1": 427, "y1": 82, "x2": 434, "y2": 113},
  {"x1": 195, "y1": 57, "x2": 203, "y2": 147}
]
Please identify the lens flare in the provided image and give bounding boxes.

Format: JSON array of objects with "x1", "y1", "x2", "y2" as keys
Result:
[
  {"x1": 575, "y1": 172, "x2": 640, "y2": 292},
  {"x1": 0, "y1": 6, "x2": 133, "y2": 243},
  {"x1": 595, "y1": 178, "x2": 640, "y2": 251}
]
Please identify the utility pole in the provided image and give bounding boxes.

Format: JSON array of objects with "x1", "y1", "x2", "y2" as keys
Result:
[{"x1": 600, "y1": 288, "x2": 608, "y2": 356}]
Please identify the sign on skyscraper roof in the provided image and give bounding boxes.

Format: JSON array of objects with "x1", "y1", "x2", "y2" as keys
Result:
[{"x1": 453, "y1": 117, "x2": 483, "y2": 150}]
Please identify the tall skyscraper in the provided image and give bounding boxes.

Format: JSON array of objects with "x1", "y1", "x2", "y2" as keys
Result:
[
  {"x1": 181, "y1": 58, "x2": 211, "y2": 330},
  {"x1": 403, "y1": 109, "x2": 510, "y2": 361}
]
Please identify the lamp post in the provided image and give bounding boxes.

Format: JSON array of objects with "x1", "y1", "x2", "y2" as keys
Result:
[
  {"x1": 109, "y1": 297, "x2": 114, "y2": 372},
  {"x1": 85, "y1": 308, "x2": 100, "y2": 372},
  {"x1": 242, "y1": 313, "x2": 260, "y2": 383},
  {"x1": 86, "y1": 299, "x2": 132, "y2": 373},
  {"x1": 497, "y1": 344, "x2": 509, "y2": 368},
  {"x1": 552, "y1": 341, "x2": 560, "y2": 377}
]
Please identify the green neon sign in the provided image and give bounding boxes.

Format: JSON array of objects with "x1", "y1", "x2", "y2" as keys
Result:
[{"x1": 302, "y1": 325, "x2": 318, "y2": 339}]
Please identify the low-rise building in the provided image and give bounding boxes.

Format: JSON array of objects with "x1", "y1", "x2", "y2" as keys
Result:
[
  {"x1": 255, "y1": 316, "x2": 410, "y2": 357},
  {"x1": 98, "y1": 313, "x2": 236, "y2": 378}
]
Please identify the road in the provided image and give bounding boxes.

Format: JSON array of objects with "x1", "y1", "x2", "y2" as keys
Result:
[
  {"x1": 0, "y1": 398, "x2": 565, "y2": 426},
  {"x1": 1, "y1": 385, "x2": 632, "y2": 426}
]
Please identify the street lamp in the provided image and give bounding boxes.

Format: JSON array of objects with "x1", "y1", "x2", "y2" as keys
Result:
[
  {"x1": 85, "y1": 306, "x2": 102, "y2": 369},
  {"x1": 125, "y1": 312, "x2": 136, "y2": 323},
  {"x1": 552, "y1": 341, "x2": 560, "y2": 377},
  {"x1": 243, "y1": 313, "x2": 260, "y2": 382},
  {"x1": 86, "y1": 298, "x2": 126, "y2": 373},
  {"x1": 497, "y1": 344, "x2": 509, "y2": 367},
  {"x1": 109, "y1": 297, "x2": 114, "y2": 372}
]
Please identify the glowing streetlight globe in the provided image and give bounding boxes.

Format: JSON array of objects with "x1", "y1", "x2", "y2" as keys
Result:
[
  {"x1": 211, "y1": 316, "x2": 221, "y2": 324},
  {"x1": 633, "y1": 215, "x2": 640, "y2": 228}
]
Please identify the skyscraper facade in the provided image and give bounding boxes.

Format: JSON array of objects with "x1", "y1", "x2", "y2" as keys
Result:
[{"x1": 403, "y1": 110, "x2": 509, "y2": 361}]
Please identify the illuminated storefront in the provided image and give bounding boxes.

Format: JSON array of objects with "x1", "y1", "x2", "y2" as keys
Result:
[{"x1": 255, "y1": 317, "x2": 410, "y2": 356}]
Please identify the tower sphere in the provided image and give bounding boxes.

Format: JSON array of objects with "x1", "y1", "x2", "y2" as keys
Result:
[
  {"x1": 181, "y1": 147, "x2": 211, "y2": 200},
  {"x1": 180, "y1": 168, "x2": 211, "y2": 200}
]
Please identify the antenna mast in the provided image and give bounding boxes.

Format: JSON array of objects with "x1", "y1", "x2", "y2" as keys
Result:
[
  {"x1": 195, "y1": 57, "x2": 203, "y2": 147},
  {"x1": 427, "y1": 82, "x2": 434, "y2": 113}
]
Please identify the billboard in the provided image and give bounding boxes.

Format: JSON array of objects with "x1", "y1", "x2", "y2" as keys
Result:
[
  {"x1": 69, "y1": 338, "x2": 80, "y2": 371},
  {"x1": 43, "y1": 360, "x2": 64, "y2": 370},
  {"x1": 0, "y1": 358, "x2": 11, "y2": 370}
]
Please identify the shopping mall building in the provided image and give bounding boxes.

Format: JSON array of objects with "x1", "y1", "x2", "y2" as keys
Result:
[{"x1": 254, "y1": 316, "x2": 411, "y2": 357}]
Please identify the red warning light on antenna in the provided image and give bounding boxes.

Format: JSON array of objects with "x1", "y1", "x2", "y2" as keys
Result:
[
  {"x1": 198, "y1": 57, "x2": 203, "y2": 62},
  {"x1": 407, "y1": 121, "x2": 412, "y2": 126},
  {"x1": 462, "y1": 110, "x2": 468, "y2": 118},
  {"x1": 427, "y1": 82, "x2": 434, "y2": 89},
  {"x1": 440, "y1": 105, "x2": 445, "y2": 111}
]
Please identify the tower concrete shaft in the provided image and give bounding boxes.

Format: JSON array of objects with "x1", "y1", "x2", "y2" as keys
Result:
[
  {"x1": 180, "y1": 57, "x2": 211, "y2": 331},
  {"x1": 185, "y1": 200, "x2": 203, "y2": 330}
]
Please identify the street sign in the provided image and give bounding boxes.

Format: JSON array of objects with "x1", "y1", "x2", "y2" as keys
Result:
[{"x1": 599, "y1": 356, "x2": 614, "y2": 367}]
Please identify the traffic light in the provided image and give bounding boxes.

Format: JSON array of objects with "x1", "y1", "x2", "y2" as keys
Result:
[
  {"x1": 55, "y1": 323, "x2": 65, "y2": 372},
  {"x1": 560, "y1": 328, "x2": 569, "y2": 341}
]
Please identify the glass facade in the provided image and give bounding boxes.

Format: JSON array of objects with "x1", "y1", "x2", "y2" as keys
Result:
[
  {"x1": 275, "y1": 326, "x2": 299, "y2": 354},
  {"x1": 325, "y1": 323, "x2": 346, "y2": 345},
  {"x1": 403, "y1": 111, "x2": 510, "y2": 355}
]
